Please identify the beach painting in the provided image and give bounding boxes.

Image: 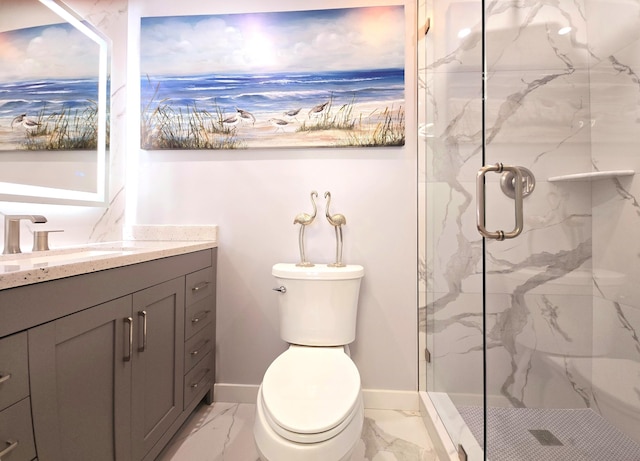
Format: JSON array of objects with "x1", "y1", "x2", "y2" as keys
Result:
[
  {"x1": 140, "y1": 6, "x2": 405, "y2": 150},
  {"x1": 0, "y1": 23, "x2": 102, "y2": 151}
]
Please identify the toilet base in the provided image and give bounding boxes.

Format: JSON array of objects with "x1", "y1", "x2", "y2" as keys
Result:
[{"x1": 254, "y1": 387, "x2": 364, "y2": 461}]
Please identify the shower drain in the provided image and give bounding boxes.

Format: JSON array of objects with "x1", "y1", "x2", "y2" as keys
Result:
[{"x1": 529, "y1": 429, "x2": 563, "y2": 446}]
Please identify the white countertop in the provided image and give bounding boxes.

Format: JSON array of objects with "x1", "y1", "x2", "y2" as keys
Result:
[{"x1": 0, "y1": 225, "x2": 219, "y2": 290}]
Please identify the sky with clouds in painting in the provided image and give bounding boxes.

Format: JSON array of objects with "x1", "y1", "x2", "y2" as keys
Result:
[
  {"x1": 0, "y1": 23, "x2": 99, "y2": 81},
  {"x1": 141, "y1": 6, "x2": 405, "y2": 76}
]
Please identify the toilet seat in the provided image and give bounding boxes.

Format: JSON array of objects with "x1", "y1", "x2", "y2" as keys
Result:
[{"x1": 261, "y1": 345, "x2": 361, "y2": 444}]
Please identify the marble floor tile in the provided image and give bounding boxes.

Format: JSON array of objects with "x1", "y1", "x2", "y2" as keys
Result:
[{"x1": 157, "y1": 402, "x2": 440, "y2": 461}]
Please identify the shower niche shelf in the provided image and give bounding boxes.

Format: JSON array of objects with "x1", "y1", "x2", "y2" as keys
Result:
[{"x1": 548, "y1": 170, "x2": 635, "y2": 182}]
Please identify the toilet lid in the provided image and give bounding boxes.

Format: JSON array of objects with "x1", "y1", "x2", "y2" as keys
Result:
[{"x1": 262, "y1": 346, "x2": 361, "y2": 435}]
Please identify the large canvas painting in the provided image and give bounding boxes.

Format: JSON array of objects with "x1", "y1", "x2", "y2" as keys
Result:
[
  {"x1": 0, "y1": 23, "x2": 102, "y2": 151},
  {"x1": 140, "y1": 6, "x2": 405, "y2": 150}
]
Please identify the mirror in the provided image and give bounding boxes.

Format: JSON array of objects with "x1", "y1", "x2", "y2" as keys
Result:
[{"x1": 0, "y1": 0, "x2": 109, "y2": 206}]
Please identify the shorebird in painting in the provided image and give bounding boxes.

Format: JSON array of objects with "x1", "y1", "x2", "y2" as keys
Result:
[
  {"x1": 308, "y1": 101, "x2": 329, "y2": 119},
  {"x1": 283, "y1": 108, "x2": 302, "y2": 121},
  {"x1": 221, "y1": 114, "x2": 240, "y2": 128},
  {"x1": 11, "y1": 114, "x2": 40, "y2": 130},
  {"x1": 236, "y1": 108, "x2": 256, "y2": 125},
  {"x1": 269, "y1": 118, "x2": 291, "y2": 132}
]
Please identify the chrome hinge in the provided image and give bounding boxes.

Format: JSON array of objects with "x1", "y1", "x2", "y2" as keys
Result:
[{"x1": 424, "y1": 348, "x2": 431, "y2": 363}]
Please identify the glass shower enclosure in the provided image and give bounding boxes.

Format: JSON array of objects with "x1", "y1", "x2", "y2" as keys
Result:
[{"x1": 419, "y1": 0, "x2": 640, "y2": 459}]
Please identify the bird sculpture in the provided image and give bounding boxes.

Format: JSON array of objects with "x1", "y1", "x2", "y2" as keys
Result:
[
  {"x1": 293, "y1": 191, "x2": 318, "y2": 267},
  {"x1": 324, "y1": 191, "x2": 346, "y2": 267},
  {"x1": 11, "y1": 113, "x2": 40, "y2": 131}
]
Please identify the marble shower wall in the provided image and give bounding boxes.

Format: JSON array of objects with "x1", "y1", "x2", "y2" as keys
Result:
[{"x1": 420, "y1": 0, "x2": 640, "y2": 444}]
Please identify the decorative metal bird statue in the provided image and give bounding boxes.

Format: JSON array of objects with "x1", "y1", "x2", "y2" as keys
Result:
[
  {"x1": 293, "y1": 191, "x2": 318, "y2": 267},
  {"x1": 324, "y1": 191, "x2": 346, "y2": 267}
]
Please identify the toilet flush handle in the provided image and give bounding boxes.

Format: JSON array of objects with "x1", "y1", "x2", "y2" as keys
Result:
[{"x1": 272, "y1": 286, "x2": 287, "y2": 294}]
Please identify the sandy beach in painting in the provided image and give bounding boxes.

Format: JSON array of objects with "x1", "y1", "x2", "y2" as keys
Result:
[
  {"x1": 203, "y1": 100, "x2": 404, "y2": 149},
  {"x1": 141, "y1": 96, "x2": 405, "y2": 150}
]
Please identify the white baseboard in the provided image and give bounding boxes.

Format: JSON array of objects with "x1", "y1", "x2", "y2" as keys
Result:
[
  {"x1": 214, "y1": 383, "x2": 419, "y2": 411},
  {"x1": 362, "y1": 389, "x2": 419, "y2": 411},
  {"x1": 214, "y1": 383, "x2": 259, "y2": 404}
]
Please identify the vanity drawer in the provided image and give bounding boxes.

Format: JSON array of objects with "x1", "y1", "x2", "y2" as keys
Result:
[
  {"x1": 0, "y1": 333, "x2": 29, "y2": 411},
  {"x1": 0, "y1": 398, "x2": 36, "y2": 461},
  {"x1": 184, "y1": 322, "x2": 214, "y2": 374},
  {"x1": 183, "y1": 352, "x2": 214, "y2": 410},
  {"x1": 185, "y1": 296, "x2": 214, "y2": 340},
  {"x1": 185, "y1": 267, "x2": 213, "y2": 307}
]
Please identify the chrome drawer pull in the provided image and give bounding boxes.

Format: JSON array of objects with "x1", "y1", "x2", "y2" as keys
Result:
[
  {"x1": 190, "y1": 339, "x2": 210, "y2": 357},
  {"x1": 0, "y1": 373, "x2": 11, "y2": 385},
  {"x1": 0, "y1": 439, "x2": 19, "y2": 458},
  {"x1": 191, "y1": 281, "x2": 210, "y2": 292},
  {"x1": 191, "y1": 310, "x2": 211, "y2": 324},
  {"x1": 190, "y1": 369, "x2": 210, "y2": 389}
]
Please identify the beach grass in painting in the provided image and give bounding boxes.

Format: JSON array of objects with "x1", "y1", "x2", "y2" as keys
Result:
[
  {"x1": 16, "y1": 102, "x2": 102, "y2": 150},
  {"x1": 140, "y1": 6, "x2": 405, "y2": 150}
]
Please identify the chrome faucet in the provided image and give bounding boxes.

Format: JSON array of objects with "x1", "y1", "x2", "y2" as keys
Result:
[{"x1": 3, "y1": 215, "x2": 48, "y2": 254}]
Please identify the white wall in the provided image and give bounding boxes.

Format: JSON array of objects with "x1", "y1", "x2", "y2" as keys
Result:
[{"x1": 128, "y1": 0, "x2": 419, "y2": 392}]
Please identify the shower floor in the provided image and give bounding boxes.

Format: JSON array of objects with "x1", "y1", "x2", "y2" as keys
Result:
[{"x1": 457, "y1": 406, "x2": 640, "y2": 461}]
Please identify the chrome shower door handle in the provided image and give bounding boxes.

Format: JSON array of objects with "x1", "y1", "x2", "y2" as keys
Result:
[{"x1": 476, "y1": 163, "x2": 524, "y2": 240}]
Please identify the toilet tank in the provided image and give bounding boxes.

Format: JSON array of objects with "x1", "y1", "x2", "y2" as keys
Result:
[{"x1": 272, "y1": 263, "x2": 364, "y2": 346}]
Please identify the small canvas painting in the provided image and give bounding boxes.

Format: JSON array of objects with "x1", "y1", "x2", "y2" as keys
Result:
[{"x1": 140, "y1": 6, "x2": 405, "y2": 150}]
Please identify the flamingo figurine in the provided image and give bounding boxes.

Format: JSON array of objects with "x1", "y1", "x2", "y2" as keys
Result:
[
  {"x1": 324, "y1": 191, "x2": 346, "y2": 267},
  {"x1": 293, "y1": 191, "x2": 318, "y2": 267}
]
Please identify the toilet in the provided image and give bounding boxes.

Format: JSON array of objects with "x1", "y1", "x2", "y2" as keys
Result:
[{"x1": 253, "y1": 263, "x2": 365, "y2": 461}]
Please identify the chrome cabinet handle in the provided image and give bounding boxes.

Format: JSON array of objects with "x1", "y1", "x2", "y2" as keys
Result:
[
  {"x1": 191, "y1": 310, "x2": 211, "y2": 324},
  {"x1": 138, "y1": 311, "x2": 147, "y2": 352},
  {"x1": 476, "y1": 163, "x2": 524, "y2": 240},
  {"x1": 192, "y1": 281, "x2": 210, "y2": 292},
  {"x1": 0, "y1": 373, "x2": 11, "y2": 385},
  {"x1": 124, "y1": 317, "x2": 133, "y2": 362},
  {"x1": 190, "y1": 339, "x2": 210, "y2": 357},
  {"x1": 190, "y1": 369, "x2": 210, "y2": 389},
  {"x1": 0, "y1": 439, "x2": 18, "y2": 458}
]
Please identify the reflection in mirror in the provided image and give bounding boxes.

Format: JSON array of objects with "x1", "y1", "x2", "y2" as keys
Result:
[{"x1": 0, "y1": 0, "x2": 109, "y2": 206}]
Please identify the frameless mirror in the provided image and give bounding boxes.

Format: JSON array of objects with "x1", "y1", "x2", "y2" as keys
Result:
[{"x1": 0, "y1": 0, "x2": 109, "y2": 206}]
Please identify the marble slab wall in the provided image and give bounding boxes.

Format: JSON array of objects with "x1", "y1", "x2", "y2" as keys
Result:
[{"x1": 420, "y1": 0, "x2": 640, "y2": 447}]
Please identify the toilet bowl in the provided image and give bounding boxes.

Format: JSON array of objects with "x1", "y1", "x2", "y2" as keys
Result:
[
  {"x1": 254, "y1": 345, "x2": 364, "y2": 461},
  {"x1": 254, "y1": 263, "x2": 365, "y2": 461}
]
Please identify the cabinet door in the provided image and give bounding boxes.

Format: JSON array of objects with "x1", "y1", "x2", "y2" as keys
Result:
[
  {"x1": 29, "y1": 296, "x2": 133, "y2": 461},
  {"x1": 131, "y1": 277, "x2": 185, "y2": 461}
]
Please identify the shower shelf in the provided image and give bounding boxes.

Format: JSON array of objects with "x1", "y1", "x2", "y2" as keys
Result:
[{"x1": 548, "y1": 170, "x2": 635, "y2": 182}]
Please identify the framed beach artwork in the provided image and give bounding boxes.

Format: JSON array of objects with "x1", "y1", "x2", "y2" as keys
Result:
[{"x1": 140, "y1": 6, "x2": 405, "y2": 150}]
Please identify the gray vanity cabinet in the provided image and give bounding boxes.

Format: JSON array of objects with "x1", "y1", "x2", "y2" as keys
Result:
[
  {"x1": 0, "y1": 248, "x2": 217, "y2": 461},
  {"x1": 28, "y1": 296, "x2": 133, "y2": 461},
  {"x1": 131, "y1": 278, "x2": 184, "y2": 461}
]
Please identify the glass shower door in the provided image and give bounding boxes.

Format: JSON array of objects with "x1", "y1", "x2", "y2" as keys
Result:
[
  {"x1": 422, "y1": 0, "x2": 640, "y2": 459},
  {"x1": 479, "y1": 0, "x2": 640, "y2": 459}
]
